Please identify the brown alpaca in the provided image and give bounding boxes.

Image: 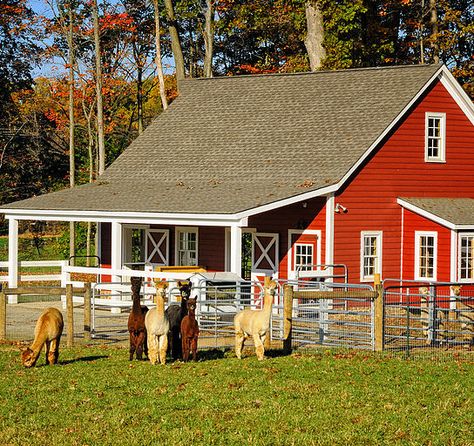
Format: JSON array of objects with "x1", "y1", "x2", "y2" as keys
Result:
[
  {"x1": 180, "y1": 297, "x2": 199, "y2": 361},
  {"x1": 145, "y1": 280, "x2": 170, "y2": 365},
  {"x1": 21, "y1": 307, "x2": 64, "y2": 368},
  {"x1": 234, "y1": 280, "x2": 277, "y2": 360},
  {"x1": 128, "y1": 277, "x2": 148, "y2": 360}
]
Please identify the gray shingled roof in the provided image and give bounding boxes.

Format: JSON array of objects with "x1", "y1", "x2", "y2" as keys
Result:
[
  {"x1": 2, "y1": 64, "x2": 442, "y2": 215},
  {"x1": 400, "y1": 198, "x2": 474, "y2": 226}
]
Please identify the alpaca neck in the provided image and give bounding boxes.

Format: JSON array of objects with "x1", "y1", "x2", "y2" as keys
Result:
[
  {"x1": 187, "y1": 308, "x2": 196, "y2": 320},
  {"x1": 29, "y1": 334, "x2": 47, "y2": 358},
  {"x1": 132, "y1": 291, "x2": 141, "y2": 312},
  {"x1": 155, "y1": 294, "x2": 165, "y2": 315},
  {"x1": 180, "y1": 298, "x2": 188, "y2": 317},
  {"x1": 262, "y1": 293, "x2": 273, "y2": 316}
]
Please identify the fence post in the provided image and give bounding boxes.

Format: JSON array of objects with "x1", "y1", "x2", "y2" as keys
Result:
[
  {"x1": 83, "y1": 283, "x2": 92, "y2": 341},
  {"x1": 66, "y1": 284, "x2": 74, "y2": 347},
  {"x1": 0, "y1": 284, "x2": 6, "y2": 341},
  {"x1": 374, "y1": 274, "x2": 384, "y2": 352},
  {"x1": 283, "y1": 284, "x2": 293, "y2": 354},
  {"x1": 264, "y1": 276, "x2": 271, "y2": 350}
]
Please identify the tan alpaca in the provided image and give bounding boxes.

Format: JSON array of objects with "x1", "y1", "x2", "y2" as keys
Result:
[
  {"x1": 451, "y1": 285, "x2": 474, "y2": 346},
  {"x1": 21, "y1": 307, "x2": 64, "y2": 368},
  {"x1": 234, "y1": 280, "x2": 277, "y2": 360},
  {"x1": 145, "y1": 280, "x2": 170, "y2": 365}
]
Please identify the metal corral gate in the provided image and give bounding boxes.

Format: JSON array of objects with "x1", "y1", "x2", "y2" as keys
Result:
[
  {"x1": 271, "y1": 281, "x2": 378, "y2": 350},
  {"x1": 383, "y1": 281, "x2": 474, "y2": 353}
]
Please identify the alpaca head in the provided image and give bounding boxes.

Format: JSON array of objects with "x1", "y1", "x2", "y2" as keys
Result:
[
  {"x1": 130, "y1": 277, "x2": 143, "y2": 295},
  {"x1": 265, "y1": 280, "x2": 278, "y2": 296},
  {"x1": 451, "y1": 285, "x2": 462, "y2": 296},
  {"x1": 178, "y1": 281, "x2": 192, "y2": 301},
  {"x1": 186, "y1": 297, "x2": 197, "y2": 313},
  {"x1": 418, "y1": 287, "x2": 429, "y2": 303},
  {"x1": 20, "y1": 347, "x2": 37, "y2": 368},
  {"x1": 153, "y1": 280, "x2": 168, "y2": 299}
]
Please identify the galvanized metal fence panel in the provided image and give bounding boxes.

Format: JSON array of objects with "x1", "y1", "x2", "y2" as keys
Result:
[{"x1": 384, "y1": 282, "x2": 474, "y2": 356}]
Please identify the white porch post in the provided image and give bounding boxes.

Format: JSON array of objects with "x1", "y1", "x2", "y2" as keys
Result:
[
  {"x1": 111, "y1": 222, "x2": 123, "y2": 283},
  {"x1": 8, "y1": 218, "x2": 19, "y2": 303},
  {"x1": 325, "y1": 194, "x2": 335, "y2": 279},
  {"x1": 450, "y1": 230, "x2": 457, "y2": 310},
  {"x1": 230, "y1": 224, "x2": 242, "y2": 277}
]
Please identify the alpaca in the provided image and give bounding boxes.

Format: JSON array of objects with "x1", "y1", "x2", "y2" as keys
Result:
[
  {"x1": 21, "y1": 307, "x2": 64, "y2": 368},
  {"x1": 234, "y1": 280, "x2": 277, "y2": 360},
  {"x1": 165, "y1": 281, "x2": 192, "y2": 360},
  {"x1": 180, "y1": 297, "x2": 199, "y2": 361},
  {"x1": 419, "y1": 286, "x2": 452, "y2": 346},
  {"x1": 127, "y1": 277, "x2": 148, "y2": 360},
  {"x1": 145, "y1": 280, "x2": 170, "y2": 364}
]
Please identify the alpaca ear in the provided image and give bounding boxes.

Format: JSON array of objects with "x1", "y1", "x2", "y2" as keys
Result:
[{"x1": 178, "y1": 281, "x2": 183, "y2": 287}]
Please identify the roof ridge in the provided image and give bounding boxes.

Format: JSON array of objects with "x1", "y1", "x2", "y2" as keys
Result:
[{"x1": 179, "y1": 63, "x2": 443, "y2": 83}]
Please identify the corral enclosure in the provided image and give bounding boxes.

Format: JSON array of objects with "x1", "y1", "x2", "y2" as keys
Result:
[{"x1": 2, "y1": 277, "x2": 473, "y2": 361}]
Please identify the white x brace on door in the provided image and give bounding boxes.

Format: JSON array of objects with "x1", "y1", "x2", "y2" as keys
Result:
[
  {"x1": 145, "y1": 229, "x2": 170, "y2": 266},
  {"x1": 251, "y1": 232, "x2": 279, "y2": 281}
]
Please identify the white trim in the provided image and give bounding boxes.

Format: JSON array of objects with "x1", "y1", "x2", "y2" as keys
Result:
[
  {"x1": 145, "y1": 228, "x2": 170, "y2": 266},
  {"x1": 439, "y1": 66, "x2": 474, "y2": 126},
  {"x1": 287, "y1": 229, "x2": 322, "y2": 279},
  {"x1": 360, "y1": 231, "x2": 383, "y2": 282},
  {"x1": 450, "y1": 229, "x2": 457, "y2": 283},
  {"x1": 175, "y1": 227, "x2": 199, "y2": 266},
  {"x1": 8, "y1": 218, "x2": 18, "y2": 289},
  {"x1": 424, "y1": 112, "x2": 446, "y2": 163},
  {"x1": 229, "y1": 225, "x2": 242, "y2": 275},
  {"x1": 325, "y1": 194, "x2": 335, "y2": 268},
  {"x1": 400, "y1": 207, "x2": 405, "y2": 282},
  {"x1": 414, "y1": 231, "x2": 438, "y2": 281},
  {"x1": 251, "y1": 232, "x2": 279, "y2": 275},
  {"x1": 111, "y1": 222, "x2": 123, "y2": 282},
  {"x1": 397, "y1": 198, "x2": 474, "y2": 230}
]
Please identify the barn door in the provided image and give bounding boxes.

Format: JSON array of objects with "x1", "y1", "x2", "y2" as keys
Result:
[
  {"x1": 145, "y1": 229, "x2": 169, "y2": 266},
  {"x1": 251, "y1": 232, "x2": 279, "y2": 283}
]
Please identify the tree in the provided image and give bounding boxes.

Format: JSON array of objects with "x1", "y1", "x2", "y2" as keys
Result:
[{"x1": 304, "y1": 0, "x2": 326, "y2": 70}]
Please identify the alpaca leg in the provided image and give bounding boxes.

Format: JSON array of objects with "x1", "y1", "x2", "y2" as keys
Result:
[
  {"x1": 159, "y1": 334, "x2": 168, "y2": 365},
  {"x1": 191, "y1": 336, "x2": 198, "y2": 361},
  {"x1": 235, "y1": 332, "x2": 245, "y2": 359},
  {"x1": 48, "y1": 338, "x2": 60, "y2": 365},
  {"x1": 148, "y1": 335, "x2": 158, "y2": 365},
  {"x1": 254, "y1": 334, "x2": 265, "y2": 361},
  {"x1": 182, "y1": 336, "x2": 189, "y2": 362},
  {"x1": 136, "y1": 331, "x2": 146, "y2": 360},
  {"x1": 172, "y1": 328, "x2": 182, "y2": 360},
  {"x1": 143, "y1": 333, "x2": 148, "y2": 359},
  {"x1": 129, "y1": 333, "x2": 137, "y2": 360},
  {"x1": 44, "y1": 340, "x2": 51, "y2": 365}
]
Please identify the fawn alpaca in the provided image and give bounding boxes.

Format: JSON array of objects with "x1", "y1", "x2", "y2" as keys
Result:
[
  {"x1": 165, "y1": 281, "x2": 191, "y2": 360},
  {"x1": 180, "y1": 297, "x2": 199, "y2": 361},
  {"x1": 145, "y1": 280, "x2": 170, "y2": 364},
  {"x1": 234, "y1": 280, "x2": 277, "y2": 360},
  {"x1": 128, "y1": 277, "x2": 148, "y2": 360},
  {"x1": 21, "y1": 307, "x2": 64, "y2": 368}
]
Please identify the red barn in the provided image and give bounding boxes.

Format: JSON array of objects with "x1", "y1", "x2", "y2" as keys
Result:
[{"x1": 2, "y1": 64, "x2": 474, "y2": 289}]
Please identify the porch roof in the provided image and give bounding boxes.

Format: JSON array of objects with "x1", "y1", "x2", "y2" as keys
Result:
[
  {"x1": 398, "y1": 197, "x2": 474, "y2": 229},
  {"x1": 2, "y1": 64, "x2": 444, "y2": 218}
]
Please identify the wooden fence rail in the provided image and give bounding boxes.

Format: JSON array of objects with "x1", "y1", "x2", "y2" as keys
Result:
[
  {"x1": 0, "y1": 283, "x2": 92, "y2": 346},
  {"x1": 282, "y1": 274, "x2": 384, "y2": 353}
]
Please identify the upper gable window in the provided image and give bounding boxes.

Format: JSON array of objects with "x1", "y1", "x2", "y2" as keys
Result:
[{"x1": 425, "y1": 112, "x2": 446, "y2": 163}]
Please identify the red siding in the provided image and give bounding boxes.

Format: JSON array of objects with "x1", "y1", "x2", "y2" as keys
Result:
[
  {"x1": 402, "y1": 209, "x2": 452, "y2": 282},
  {"x1": 198, "y1": 226, "x2": 226, "y2": 271},
  {"x1": 334, "y1": 80, "x2": 474, "y2": 283}
]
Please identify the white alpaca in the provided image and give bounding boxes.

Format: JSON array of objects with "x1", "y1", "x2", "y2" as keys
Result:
[
  {"x1": 145, "y1": 280, "x2": 170, "y2": 364},
  {"x1": 234, "y1": 280, "x2": 277, "y2": 360}
]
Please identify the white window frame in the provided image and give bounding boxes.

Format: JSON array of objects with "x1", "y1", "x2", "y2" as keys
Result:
[
  {"x1": 287, "y1": 229, "x2": 321, "y2": 277},
  {"x1": 458, "y1": 233, "x2": 474, "y2": 282},
  {"x1": 294, "y1": 243, "x2": 314, "y2": 272},
  {"x1": 360, "y1": 231, "x2": 383, "y2": 282},
  {"x1": 415, "y1": 231, "x2": 438, "y2": 281},
  {"x1": 175, "y1": 227, "x2": 199, "y2": 266},
  {"x1": 425, "y1": 112, "x2": 446, "y2": 163}
]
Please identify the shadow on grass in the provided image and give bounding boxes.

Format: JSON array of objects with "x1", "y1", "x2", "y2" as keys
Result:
[
  {"x1": 264, "y1": 348, "x2": 292, "y2": 358},
  {"x1": 60, "y1": 355, "x2": 109, "y2": 365}
]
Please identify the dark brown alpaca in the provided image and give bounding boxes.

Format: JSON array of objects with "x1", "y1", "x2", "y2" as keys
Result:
[
  {"x1": 180, "y1": 297, "x2": 199, "y2": 362},
  {"x1": 128, "y1": 277, "x2": 148, "y2": 360},
  {"x1": 165, "y1": 281, "x2": 192, "y2": 360}
]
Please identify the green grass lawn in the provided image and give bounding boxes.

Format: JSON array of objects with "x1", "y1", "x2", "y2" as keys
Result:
[{"x1": 0, "y1": 345, "x2": 473, "y2": 446}]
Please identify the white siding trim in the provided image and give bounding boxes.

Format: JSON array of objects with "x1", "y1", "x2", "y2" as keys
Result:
[
  {"x1": 325, "y1": 194, "x2": 335, "y2": 267},
  {"x1": 450, "y1": 229, "x2": 457, "y2": 283},
  {"x1": 360, "y1": 231, "x2": 383, "y2": 282},
  {"x1": 424, "y1": 112, "x2": 446, "y2": 163}
]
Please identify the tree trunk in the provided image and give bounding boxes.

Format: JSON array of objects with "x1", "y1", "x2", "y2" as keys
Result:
[
  {"x1": 164, "y1": 0, "x2": 186, "y2": 82},
  {"x1": 304, "y1": 1, "x2": 326, "y2": 70},
  {"x1": 92, "y1": 0, "x2": 106, "y2": 175},
  {"x1": 203, "y1": 0, "x2": 213, "y2": 78},
  {"x1": 153, "y1": 0, "x2": 168, "y2": 110},
  {"x1": 67, "y1": 4, "x2": 75, "y2": 264},
  {"x1": 420, "y1": 0, "x2": 425, "y2": 64},
  {"x1": 137, "y1": 63, "x2": 143, "y2": 134},
  {"x1": 429, "y1": 0, "x2": 439, "y2": 63}
]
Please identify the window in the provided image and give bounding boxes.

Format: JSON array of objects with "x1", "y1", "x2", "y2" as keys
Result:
[
  {"x1": 176, "y1": 228, "x2": 198, "y2": 266},
  {"x1": 360, "y1": 232, "x2": 382, "y2": 281},
  {"x1": 294, "y1": 243, "x2": 314, "y2": 271},
  {"x1": 459, "y1": 234, "x2": 474, "y2": 281},
  {"x1": 415, "y1": 232, "x2": 437, "y2": 280},
  {"x1": 425, "y1": 112, "x2": 446, "y2": 162}
]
